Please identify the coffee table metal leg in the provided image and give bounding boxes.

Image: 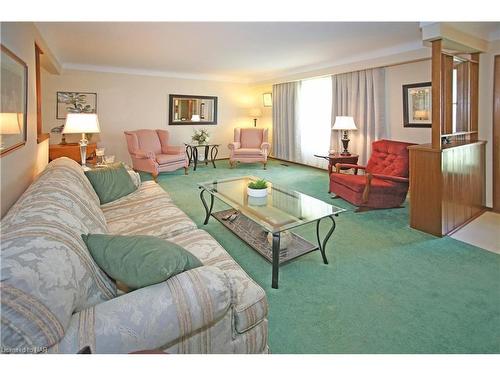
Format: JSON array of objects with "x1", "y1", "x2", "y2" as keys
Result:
[
  {"x1": 316, "y1": 215, "x2": 336, "y2": 264},
  {"x1": 271, "y1": 232, "x2": 281, "y2": 289},
  {"x1": 200, "y1": 189, "x2": 214, "y2": 225}
]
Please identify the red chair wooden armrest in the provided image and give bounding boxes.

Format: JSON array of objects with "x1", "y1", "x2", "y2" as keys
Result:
[
  {"x1": 371, "y1": 174, "x2": 409, "y2": 184},
  {"x1": 362, "y1": 173, "x2": 409, "y2": 203}
]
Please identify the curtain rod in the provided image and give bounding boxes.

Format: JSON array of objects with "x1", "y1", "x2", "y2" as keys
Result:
[{"x1": 272, "y1": 57, "x2": 432, "y2": 85}]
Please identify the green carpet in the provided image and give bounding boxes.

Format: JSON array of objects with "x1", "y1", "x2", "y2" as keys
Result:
[{"x1": 140, "y1": 159, "x2": 500, "y2": 353}]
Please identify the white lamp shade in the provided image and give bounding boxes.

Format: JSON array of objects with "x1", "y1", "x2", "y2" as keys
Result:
[
  {"x1": 191, "y1": 114, "x2": 201, "y2": 121},
  {"x1": 263, "y1": 93, "x2": 272, "y2": 107},
  {"x1": 249, "y1": 108, "x2": 262, "y2": 118},
  {"x1": 0, "y1": 113, "x2": 22, "y2": 135},
  {"x1": 332, "y1": 116, "x2": 357, "y2": 130},
  {"x1": 63, "y1": 113, "x2": 100, "y2": 134}
]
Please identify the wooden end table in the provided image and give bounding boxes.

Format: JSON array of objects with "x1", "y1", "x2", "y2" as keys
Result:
[
  {"x1": 314, "y1": 153, "x2": 359, "y2": 176},
  {"x1": 314, "y1": 153, "x2": 359, "y2": 193}
]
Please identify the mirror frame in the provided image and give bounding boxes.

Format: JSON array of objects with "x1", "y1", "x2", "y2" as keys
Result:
[
  {"x1": 168, "y1": 94, "x2": 218, "y2": 125},
  {"x1": 1, "y1": 44, "x2": 28, "y2": 157}
]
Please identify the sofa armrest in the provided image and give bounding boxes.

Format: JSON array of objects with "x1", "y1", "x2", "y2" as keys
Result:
[
  {"x1": 371, "y1": 173, "x2": 409, "y2": 184},
  {"x1": 132, "y1": 150, "x2": 155, "y2": 160},
  {"x1": 261, "y1": 142, "x2": 271, "y2": 153},
  {"x1": 165, "y1": 145, "x2": 185, "y2": 155},
  {"x1": 52, "y1": 266, "x2": 231, "y2": 354},
  {"x1": 335, "y1": 163, "x2": 366, "y2": 173},
  {"x1": 228, "y1": 142, "x2": 241, "y2": 151}
]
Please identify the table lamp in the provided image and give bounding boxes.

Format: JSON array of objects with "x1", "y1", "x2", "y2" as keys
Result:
[
  {"x1": 332, "y1": 116, "x2": 357, "y2": 156},
  {"x1": 249, "y1": 108, "x2": 262, "y2": 127},
  {"x1": 62, "y1": 113, "x2": 100, "y2": 166},
  {"x1": 0, "y1": 112, "x2": 22, "y2": 150}
]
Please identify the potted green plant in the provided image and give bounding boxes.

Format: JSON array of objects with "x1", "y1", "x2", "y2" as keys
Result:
[
  {"x1": 192, "y1": 129, "x2": 210, "y2": 145},
  {"x1": 247, "y1": 179, "x2": 268, "y2": 198}
]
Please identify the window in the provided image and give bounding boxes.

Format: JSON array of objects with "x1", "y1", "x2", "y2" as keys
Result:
[{"x1": 297, "y1": 76, "x2": 332, "y2": 168}]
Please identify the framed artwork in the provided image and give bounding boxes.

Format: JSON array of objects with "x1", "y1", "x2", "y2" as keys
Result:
[
  {"x1": 56, "y1": 91, "x2": 97, "y2": 119},
  {"x1": 402, "y1": 82, "x2": 432, "y2": 128},
  {"x1": 1, "y1": 44, "x2": 28, "y2": 157}
]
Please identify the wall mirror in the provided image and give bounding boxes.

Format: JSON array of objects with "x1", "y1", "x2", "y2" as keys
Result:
[
  {"x1": 168, "y1": 94, "x2": 218, "y2": 125},
  {"x1": 1, "y1": 44, "x2": 28, "y2": 156}
]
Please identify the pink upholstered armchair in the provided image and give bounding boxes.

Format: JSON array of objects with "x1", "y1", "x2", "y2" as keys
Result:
[
  {"x1": 228, "y1": 128, "x2": 271, "y2": 169},
  {"x1": 124, "y1": 129, "x2": 188, "y2": 181}
]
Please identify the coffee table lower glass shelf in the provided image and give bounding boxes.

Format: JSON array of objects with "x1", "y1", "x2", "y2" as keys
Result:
[{"x1": 198, "y1": 176, "x2": 345, "y2": 289}]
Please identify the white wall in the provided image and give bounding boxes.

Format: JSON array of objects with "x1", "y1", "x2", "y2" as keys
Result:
[
  {"x1": 42, "y1": 69, "x2": 258, "y2": 165},
  {"x1": 385, "y1": 60, "x2": 432, "y2": 144},
  {"x1": 0, "y1": 23, "x2": 51, "y2": 217}
]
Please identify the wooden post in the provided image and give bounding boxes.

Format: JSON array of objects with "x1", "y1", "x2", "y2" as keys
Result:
[
  {"x1": 431, "y1": 39, "x2": 443, "y2": 149},
  {"x1": 469, "y1": 53, "x2": 480, "y2": 141},
  {"x1": 442, "y1": 54, "x2": 454, "y2": 136}
]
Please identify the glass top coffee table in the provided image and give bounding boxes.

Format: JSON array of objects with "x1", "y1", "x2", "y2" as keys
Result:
[{"x1": 198, "y1": 176, "x2": 345, "y2": 288}]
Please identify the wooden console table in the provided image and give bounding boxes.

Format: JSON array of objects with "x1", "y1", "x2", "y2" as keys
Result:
[{"x1": 49, "y1": 143, "x2": 97, "y2": 164}]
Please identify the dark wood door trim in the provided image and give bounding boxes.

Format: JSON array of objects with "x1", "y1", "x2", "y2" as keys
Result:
[
  {"x1": 494, "y1": 55, "x2": 500, "y2": 212},
  {"x1": 35, "y1": 43, "x2": 49, "y2": 143}
]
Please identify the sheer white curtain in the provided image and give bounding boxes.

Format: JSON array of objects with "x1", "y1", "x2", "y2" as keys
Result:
[
  {"x1": 330, "y1": 68, "x2": 387, "y2": 165},
  {"x1": 297, "y1": 76, "x2": 332, "y2": 168}
]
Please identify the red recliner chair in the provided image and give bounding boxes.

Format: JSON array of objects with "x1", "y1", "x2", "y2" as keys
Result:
[{"x1": 330, "y1": 139, "x2": 416, "y2": 211}]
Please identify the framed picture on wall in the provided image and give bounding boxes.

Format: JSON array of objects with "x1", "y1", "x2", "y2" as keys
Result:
[
  {"x1": 56, "y1": 91, "x2": 97, "y2": 119},
  {"x1": 402, "y1": 82, "x2": 432, "y2": 128},
  {"x1": 1, "y1": 44, "x2": 28, "y2": 157}
]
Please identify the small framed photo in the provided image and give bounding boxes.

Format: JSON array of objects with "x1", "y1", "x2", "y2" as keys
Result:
[
  {"x1": 56, "y1": 91, "x2": 97, "y2": 119},
  {"x1": 402, "y1": 82, "x2": 432, "y2": 128}
]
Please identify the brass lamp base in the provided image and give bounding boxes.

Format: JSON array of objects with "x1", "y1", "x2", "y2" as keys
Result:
[
  {"x1": 340, "y1": 130, "x2": 351, "y2": 156},
  {"x1": 79, "y1": 133, "x2": 88, "y2": 166}
]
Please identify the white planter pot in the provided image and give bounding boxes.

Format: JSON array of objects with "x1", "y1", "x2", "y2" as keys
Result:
[
  {"x1": 248, "y1": 196, "x2": 268, "y2": 206},
  {"x1": 247, "y1": 187, "x2": 268, "y2": 198}
]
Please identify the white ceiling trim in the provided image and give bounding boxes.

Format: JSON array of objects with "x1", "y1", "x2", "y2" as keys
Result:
[
  {"x1": 251, "y1": 41, "x2": 426, "y2": 84},
  {"x1": 61, "y1": 62, "x2": 251, "y2": 84},
  {"x1": 61, "y1": 40, "x2": 425, "y2": 86}
]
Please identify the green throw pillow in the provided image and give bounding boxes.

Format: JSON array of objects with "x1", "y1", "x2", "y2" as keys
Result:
[
  {"x1": 82, "y1": 234, "x2": 203, "y2": 290},
  {"x1": 84, "y1": 162, "x2": 137, "y2": 204}
]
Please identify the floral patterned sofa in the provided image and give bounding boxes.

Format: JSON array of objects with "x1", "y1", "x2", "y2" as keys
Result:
[{"x1": 0, "y1": 157, "x2": 268, "y2": 354}]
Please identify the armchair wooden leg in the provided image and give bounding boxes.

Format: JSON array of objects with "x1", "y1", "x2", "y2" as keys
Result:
[
  {"x1": 355, "y1": 206, "x2": 373, "y2": 213},
  {"x1": 184, "y1": 167, "x2": 188, "y2": 175},
  {"x1": 263, "y1": 162, "x2": 267, "y2": 170},
  {"x1": 229, "y1": 161, "x2": 234, "y2": 169},
  {"x1": 152, "y1": 172, "x2": 158, "y2": 183}
]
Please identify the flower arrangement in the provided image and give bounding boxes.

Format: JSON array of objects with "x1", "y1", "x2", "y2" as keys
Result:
[{"x1": 192, "y1": 129, "x2": 210, "y2": 144}]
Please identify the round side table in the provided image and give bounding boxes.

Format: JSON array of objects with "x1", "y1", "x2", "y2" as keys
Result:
[{"x1": 185, "y1": 143, "x2": 220, "y2": 171}]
